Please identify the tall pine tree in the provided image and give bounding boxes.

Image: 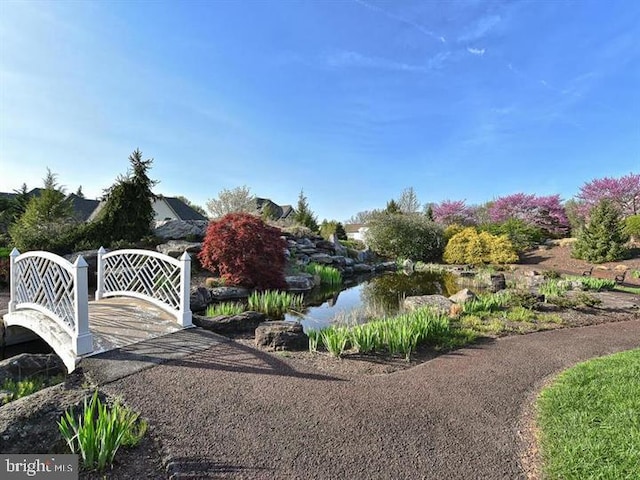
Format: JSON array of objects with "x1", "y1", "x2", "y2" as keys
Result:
[
  {"x1": 97, "y1": 149, "x2": 158, "y2": 244},
  {"x1": 572, "y1": 199, "x2": 628, "y2": 263},
  {"x1": 294, "y1": 189, "x2": 318, "y2": 232}
]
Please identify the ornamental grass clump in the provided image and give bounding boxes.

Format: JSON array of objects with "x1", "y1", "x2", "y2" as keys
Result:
[
  {"x1": 461, "y1": 294, "x2": 506, "y2": 316},
  {"x1": 566, "y1": 276, "x2": 616, "y2": 291},
  {"x1": 248, "y1": 290, "x2": 304, "y2": 318},
  {"x1": 307, "y1": 329, "x2": 321, "y2": 353},
  {"x1": 350, "y1": 324, "x2": 379, "y2": 354},
  {"x1": 539, "y1": 279, "x2": 569, "y2": 299},
  {"x1": 305, "y1": 263, "x2": 342, "y2": 286},
  {"x1": 205, "y1": 302, "x2": 246, "y2": 317},
  {"x1": 321, "y1": 327, "x2": 350, "y2": 357},
  {"x1": 58, "y1": 390, "x2": 147, "y2": 472}
]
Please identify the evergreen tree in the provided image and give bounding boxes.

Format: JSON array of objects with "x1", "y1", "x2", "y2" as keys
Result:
[
  {"x1": 294, "y1": 189, "x2": 318, "y2": 231},
  {"x1": 9, "y1": 171, "x2": 74, "y2": 252},
  {"x1": 319, "y1": 220, "x2": 347, "y2": 240},
  {"x1": 385, "y1": 199, "x2": 401, "y2": 214},
  {"x1": 424, "y1": 204, "x2": 434, "y2": 221},
  {"x1": 97, "y1": 149, "x2": 158, "y2": 244},
  {"x1": 572, "y1": 199, "x2": 628, "y2": 263}
]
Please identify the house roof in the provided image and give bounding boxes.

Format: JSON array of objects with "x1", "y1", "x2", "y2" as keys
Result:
[
  {"x1": 67, "y1": 194, "x2": 100, "y2": 222},
  {"x1": 253, "y1": 197, "x2": 295, "y2": 221},
  {"x1": 163, "y1": 197, "x2": 208, "y2": 221}
]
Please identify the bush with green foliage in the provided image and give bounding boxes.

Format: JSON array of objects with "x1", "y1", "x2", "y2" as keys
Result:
[
  {"x1": 481, "y1": 218, "x2": 545, "y2": 252},
  {"x1": 624, "y1": 215, "x2": 640, "y2": 242},
  {"x1": 9, "y1": 170, "x2": 78, "y2": 253},
  {"x1": 444, "y1": 227, "x2": 518, "y2": 265},
  {"x1": 443, "y1": 223, "x2": 465, "y2": 242},
  {"x1": 572, "y1": 199, "x2": 628, "y2": 263},
  {"x1": 365, "y1": 213, "x2": 444, "y2": 262},
  {"x1": 198, "y1": 213, "x2": 287, "y2": 289},
  {"x1": 319, "y1": 220, "x2": 347, "y2": 240}
]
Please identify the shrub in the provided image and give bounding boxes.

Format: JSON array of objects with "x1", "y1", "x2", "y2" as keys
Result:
[
  {"x1": 572, "y1": 199, "x2": 628, "y2": 263},
  {"x1": 0, "y1": 258, "x2": 9, "y2": 288},
  {"x1": 198, "y1": 213, "x2": 287, "y2": 289},
  {"x1": 443, "y1": 223, "x2": 465, "y2": 242},
  {"x1": 624, "y1": 215, "x2": 640, "y2": 242},
  {"x1": 342, "y1": 239, "x2": 365, "y2": 250},
  {"x1": 365, "y1": 213, "x2": 444, "y2": 262},
  {"x1": 444, "y1": 228, "x2": 518, "y2": 265},
  {"x1": 481, "y1": 218, "x2": 545, "y2": 252},
  {"x1": 319, "y1": 220, "x2": 347, "y2": 240}
]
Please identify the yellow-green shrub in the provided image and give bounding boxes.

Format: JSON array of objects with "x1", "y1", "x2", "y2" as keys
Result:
[
  {"x1": 444, "y1": 227, "x2": 517, "y2": 264},
  {"x1": 444, "y1": 223, "x2": 465, "y2": 241}
]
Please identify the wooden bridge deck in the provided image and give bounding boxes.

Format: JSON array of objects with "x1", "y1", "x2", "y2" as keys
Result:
[{"x1": 87, "y1": 297, "x2": 183, "y2": 356}]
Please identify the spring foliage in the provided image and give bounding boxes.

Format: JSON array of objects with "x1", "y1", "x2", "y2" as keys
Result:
[
  {"x1": 488, "y1": 193, "x2": 569, "y2": 237},
  {"x1": 572, "y1": 199, "x2": 628, "y2": 263},
  {"x1": 198, "y1": 213, "x2": 287, "y2": 289},
  {"x1": 444, "y1": 227, "x2": 518, "y2": 265},
  {"x1": 365, "y1": 213, "x2": 444, "y2": 262}
]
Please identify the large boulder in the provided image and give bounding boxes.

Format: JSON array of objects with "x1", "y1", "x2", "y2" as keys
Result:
[
  {"x1": 193, "y1": 311, "x2": 266, "y2": 334},
  {"x1": 255, "y1": 321, "x2": 308, "y2": 351},
  {"x1": 0, "y1": 383, "x2": 89, "y2": 454},
  {"x1": 310, "y1": 253, "x2": 333, "y2": 264},
  {"x1": 156, "y1": 240, "x2": 202, "y2": 258},
  {"x1": 209, "y1": 286, "x2": 251, "y2": 301},
  {"x1": 0, "y1": 354, "x2": 65, "y2": 386},
  {"x1": 449, "y1": 288, "x2": 477, "y2": 304},
  {"x1": 153, "y1": 219, "x2": 208, "y2": 240},
  {"x1": 403, "y1": 294, "x2": 453, "y2": 315},
  {"x1": 490, "y1": 274, "x2": 507, "y2": 293},
  {"x1": 285, "y1": 275, "x2": 316, "y2": 292},
  {"x1": 353, "y1": 263, "x2": 375, "y2": 273},
  {"x1": 190, "y1": 287, "x2": 212, "y2": 312}
]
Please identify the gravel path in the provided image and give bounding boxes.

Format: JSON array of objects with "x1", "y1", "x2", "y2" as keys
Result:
[{"x1": 102, "y1": 318, "x2": 640, "y2": 479}]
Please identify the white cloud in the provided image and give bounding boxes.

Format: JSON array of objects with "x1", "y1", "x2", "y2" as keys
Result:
[{"x1": 467, "y1": 47, "x2": 486, "y2": 56}]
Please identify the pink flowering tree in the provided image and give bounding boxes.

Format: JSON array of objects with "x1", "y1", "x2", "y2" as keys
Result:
[
  {"x1": 488, "y1": 193, "x2": 570, "y2": 237},
  {"x1": 576, "y1": 172, "x2": 640, "y2": 219},
  {"x1": 432, "y1": 200, "x2": 477, "y2": 226}
]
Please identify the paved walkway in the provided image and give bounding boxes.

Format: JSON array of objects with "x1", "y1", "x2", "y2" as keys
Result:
[{"x1": 98, "y1": 319, "x2": 640, "y2": 479}]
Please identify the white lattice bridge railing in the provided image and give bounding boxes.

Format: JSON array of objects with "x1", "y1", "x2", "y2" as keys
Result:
[
  {"x1": 5, "y1": 249, "x2": 93, "y2": 371},
  {"x1": 96, "y1": 247, "x2": 192, "y2": 327}
]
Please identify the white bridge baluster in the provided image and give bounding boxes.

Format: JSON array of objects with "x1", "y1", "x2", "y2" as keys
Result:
[{"x1": 96, "y1": 248, "x2": 192, "y2": 327}]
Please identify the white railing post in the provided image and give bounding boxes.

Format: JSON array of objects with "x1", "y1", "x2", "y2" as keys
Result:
[
  {"x1": 95, "y1": 246, "x2": 105, "y2": 301},
  {"x1": 72, "y1": 255, "x2": 93, "y2": 355},
  {"x1": 178, "y1": 252, "x2": 192, "y2": 327},
  {"x1": 7, "y1": 248, "x2": 19, "y2": 313}
]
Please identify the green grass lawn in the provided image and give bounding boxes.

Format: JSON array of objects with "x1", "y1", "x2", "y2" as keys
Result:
[{"x1": 537, "y1": 348, "x2": 640, "y2": 480}]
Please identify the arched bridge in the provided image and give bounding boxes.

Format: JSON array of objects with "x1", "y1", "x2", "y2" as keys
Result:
[{"x1": 2, "y1": 247, "x2": 193, "y2": 372}]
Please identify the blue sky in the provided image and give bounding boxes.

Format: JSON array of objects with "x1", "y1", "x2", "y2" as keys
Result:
[{"x1": 1, "y1": 0, "x2": 638, "y2": 222}]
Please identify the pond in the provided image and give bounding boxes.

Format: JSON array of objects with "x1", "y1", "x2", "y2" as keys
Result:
[{"x1": 286, "y1": 270, "x2": 460, "y2": 331}]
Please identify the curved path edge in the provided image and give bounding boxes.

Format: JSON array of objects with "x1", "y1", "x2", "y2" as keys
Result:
[{"x1": 102, "y1": 317, "x2": 640, "y2": 479}]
